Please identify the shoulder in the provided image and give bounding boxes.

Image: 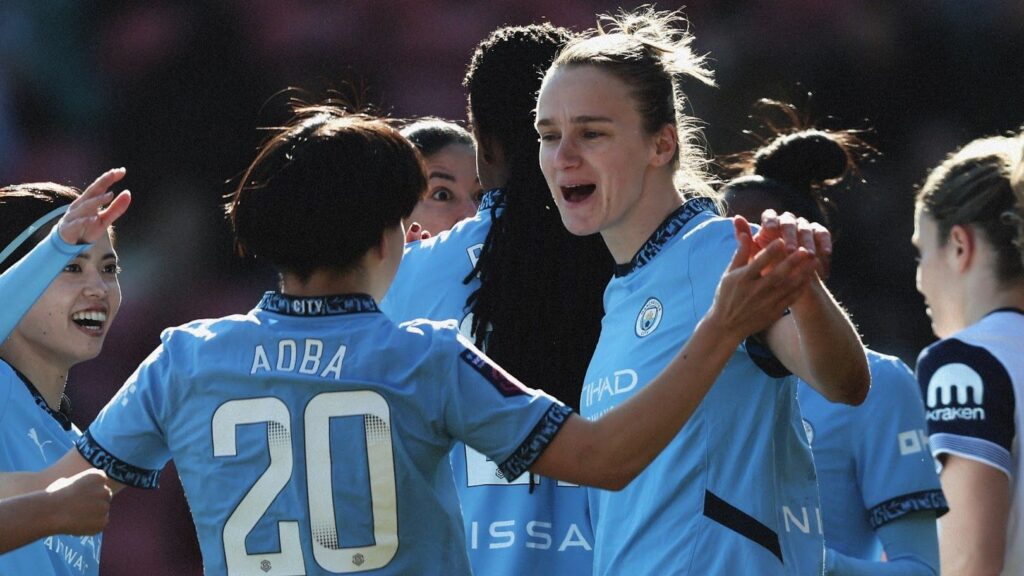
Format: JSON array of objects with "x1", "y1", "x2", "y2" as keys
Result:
[
  {"x1": 864, "y1": 350, "x2": 921, "y2": 406},
  {"x1": 916, "y1": 337, "x2": 1012, "y2": 395}
]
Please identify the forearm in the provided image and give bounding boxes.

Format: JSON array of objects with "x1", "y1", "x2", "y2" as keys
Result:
[
  {"x1": 576, "y1": 313, "x2": 743, "y2": 489},
  {"x1": 0, "y1": 471, "x2": 53, "y2": 499},
  {"x1": 0, "y1": 226, "x2": 86, "y2": 341},
  {"x1": 789, "y1": 278, "x2": 868, "y2": 404},
  {"x1": 0, "y1": 490, "x2": 63, "y2": 553}
]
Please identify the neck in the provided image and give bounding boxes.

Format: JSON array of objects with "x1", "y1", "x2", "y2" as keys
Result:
[
  {"x1": 964, "y1": 277, "x2": 1024, "y2": 327},
  {"x1": 602, "y1": 176, "x2": 684, "y2": 264},
  {"x1": 0, "y1": 344, "x2": 69, "y2": 410},
  {"x1": 281, "y1": 263, "x2": 386, "y2": 303}
]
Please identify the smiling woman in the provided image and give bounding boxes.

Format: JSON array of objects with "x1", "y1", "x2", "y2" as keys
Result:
[{"x1": 0, "y1": 170, "x2": 129, "y2": 574}]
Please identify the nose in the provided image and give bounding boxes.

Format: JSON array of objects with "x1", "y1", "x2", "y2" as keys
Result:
[
  {"x1": 82, "y1": 269, "x2": 109, "y2": 299},
  {"x1": 554, "y1": 137, "x2": 580, "y2": 170}
]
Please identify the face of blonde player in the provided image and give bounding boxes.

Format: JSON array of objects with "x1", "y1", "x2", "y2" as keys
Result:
[
  {"x1": 913, "y1": 208, "x2": 965, "y2": 338},
  {"x1": 1, "y1": 231, "x2": 121, "y2": 369},
  {"x1": 536, "y1": 65, "x2": 664, "y2": 241},
  {"x1": 407, "y1": 143, "x2": 482, "y2": 235}
]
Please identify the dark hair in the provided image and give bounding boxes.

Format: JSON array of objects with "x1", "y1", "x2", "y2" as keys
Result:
[
  {"x1": 0, "y1": 183, "x2": 79, "y2": 275},
  {"x1": 228, "y1": 106, "x2": 425, "y2": 281},
  {"x1": 720, "y1": 100, "x2": 865, "y2": 234},
  {"x1": 463, "y1": 24, "x2": 613, "y2": 411},
  {"x1": 400, "y1": 118, "x2": 474, "y2": 158},
  {"x1": 917, "y1": 133, "x2": 1024, "y2": 284},
  {"x1": 549, "y1": 7, "x2": 716, "y2": 196}
]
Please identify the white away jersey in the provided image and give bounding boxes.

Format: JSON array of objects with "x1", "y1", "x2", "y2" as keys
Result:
[
  {"x1": 916, "y1": 308, "x2": 1023, "y2": 575},
  {"x1": 581, "y1": 198, "x2": 824, "y2": 576},
  {"x1": 77, "y1": 292, "x2": 570, "y2": 576},
  {"x1": 383, "y1": 189, "x2": 595, "y2": 576}
]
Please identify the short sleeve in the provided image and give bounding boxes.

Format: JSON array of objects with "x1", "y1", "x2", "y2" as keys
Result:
[
  {"x1": 855, "y1": 354, "x2": 947, "y2": 529},
  {"x1": 916, "y1": 338, "x2": 1016, "y2": 478},
  {"x1": 76, "y1": 339, "x2": 177, "y2": 488},
  {"x1": 443, "y1": 333, "x2": 572, "y2": 481}
]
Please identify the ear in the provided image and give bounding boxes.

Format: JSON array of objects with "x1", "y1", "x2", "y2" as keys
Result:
[
  {"x1": 650, "y1": 124, "x2": 678, "y2": 168},
  {"x1": 475, "y1": 131, "x2": 501, "y2": 167},
  {"x1": 947, "y1": 224, "x2": 976, "y2": 272}
]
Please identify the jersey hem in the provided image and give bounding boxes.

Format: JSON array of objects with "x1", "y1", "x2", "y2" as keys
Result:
[
  {"x1": 930, "y1": 433, "x2": 1013, "y2": 479},
  {"x1": 867, "y1": 489, "x2": 949, "y2": 529}
]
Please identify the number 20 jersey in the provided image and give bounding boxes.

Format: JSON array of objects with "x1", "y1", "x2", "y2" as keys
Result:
[{"x1": 76, "y1": 292, "x2": 570, "y2": 576}]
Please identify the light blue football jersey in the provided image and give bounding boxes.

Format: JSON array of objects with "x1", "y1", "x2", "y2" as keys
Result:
[
  {"x1": 77, "y1": 292, "x2": 570, "y2": 576},
  {"x1": 581, "y1": 198, "x2": 824, "y2": 576},
  {"x1": 383, "y1": 189, "x2": 595, "y2": 576},
  {"x1": 798, "y1": 350, "x2": 946, "y2": 561},
  {"x1": 0, "y1": 225, "x2": 87, "y2": 342},
  {"x1": 0, "y1": 361, "x2": 102, "y2": 576}
]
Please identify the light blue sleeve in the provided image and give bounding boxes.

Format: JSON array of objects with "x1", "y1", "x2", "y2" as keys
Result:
[
  {"x1": 443, "y1": 332, "x2": 572, "y2": 481},
  {"x1": 825, "y1": 511, "x2": 939, "y2": 575},
  {"x1": 75, "y1": 335, "x2": 177, "y2": 488},
  {"x1": 0, "y1": 226, "x2": 87, "y2": 341},
  {"x1": 857, "y1": 354, "x2": 947, "y2": 528}
]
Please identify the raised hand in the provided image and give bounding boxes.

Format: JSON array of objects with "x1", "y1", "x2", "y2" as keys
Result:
[
  {"x1": 44, "y1": 468, "x2": 113, "y2": 536},
  {"x1": 405, "y1": 222, "x2": 431, "y2": 243},
  {"x1": 58, "y1": 168, "x2": 132, "y2": 245},
  {"x1": 754, "y1": 209, "x2": 831, "y2": 278},
  {"x1": 706, "y1": 216, "x2": 818, "y2": 339}
]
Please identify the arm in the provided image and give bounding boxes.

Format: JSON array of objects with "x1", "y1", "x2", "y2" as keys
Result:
[
  {"x1": 0, "y1": 448, "x2": 126, "y2": 499},
  {"x1": 936, "y1": 455, "x2": 1009, "y2": 576},
  {"x1": 0, "y1": 468, "x2": 112, "y2": 554},
  {"x1": 758, "y1": 210, "x2": 869, "y2": 405},
  {"x1": 0, "y1": 168, "x2": 131, "y2": 341},
  {"x1": 532, "y1": 218, "x2": 819, "y2": 489},
  {"x1": 825, "y1": 511, "x2": 939, "y2": 576}
]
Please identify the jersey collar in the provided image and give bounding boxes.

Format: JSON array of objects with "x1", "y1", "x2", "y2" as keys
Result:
[
  {"x1": 3, "y1": 360, "x2": 73, "y2": 431},
  {"x1": 256, "y1": 292, "x2": 380, "y2": 317},
  {"x1": 478, "y1": 187, "x2": 506, "y2": 212},
  {"x1": 614, "y1": 196, "x2": 720, "y2": 277}
]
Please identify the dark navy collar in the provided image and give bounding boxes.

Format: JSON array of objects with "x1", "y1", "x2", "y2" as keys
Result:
[
  {"x1": 985, "y1": 307, "x2": 1024, "y2": 318},
  {"x1": 614, "y1": 196, "x2": 720, "y2": 277},
  {"x1": 256, "y1": 292, "x2": 380, "y2": 317},
  {"x1": 3, "y1": 360, "x2": 73, "y2": 431},
  {"x1": 478, "y1": 188, "x2": 506, "y2": 212}
]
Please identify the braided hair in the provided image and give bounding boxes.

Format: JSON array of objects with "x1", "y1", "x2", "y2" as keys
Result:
[{"x1": 463, "y1": 24, "x2": 613, "y2": 410}]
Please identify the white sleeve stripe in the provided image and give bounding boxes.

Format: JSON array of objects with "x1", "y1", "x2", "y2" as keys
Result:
[{"x1": 930, "y1": 433, "x2": 1013, "y2": 479}]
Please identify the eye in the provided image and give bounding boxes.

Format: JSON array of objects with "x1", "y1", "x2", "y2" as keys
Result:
[
  {"x1": 63, "y1": 263, "x2": 82, "y2": 273},
  {"x1": 582, "y1": 130, "x2": 603, "y2": 139},
  {"x1": 103, "y1": 263, "x2": 122, "y2": 275},
  {"x1": 431, "y1": 188, "x2": 453, "y2": 202},
  {"x1": 538, "y1": 132, "x2": 560, "y2": 143}
]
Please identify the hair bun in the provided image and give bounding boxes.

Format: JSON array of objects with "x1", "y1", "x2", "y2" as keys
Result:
[{"x1": 753, "y1": 130, "x2": 851, "y2": 191}]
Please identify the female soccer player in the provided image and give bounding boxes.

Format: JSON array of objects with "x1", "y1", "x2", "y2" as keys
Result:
[
  {"x1": 5, "y1": 105, "x2": 820, "y2": 576},
  {"x1": 384, "y1": 24, "x2": 611, "y2": 575},
  {"x1": 534, "y1": 9, "x2": 870, "y2": 575},
  {"x1": 0, "y1": 169, "x2": 129, "y2": 571},
  {"x1": 913, "y1": 131, "x2": 1024, "y2": 576},
  {"x1": 400, "y1": 118, "x2": 482, "y2": 238},
  {"x1": 721, "y1": 115, "x2": 944, "y2": 576}
]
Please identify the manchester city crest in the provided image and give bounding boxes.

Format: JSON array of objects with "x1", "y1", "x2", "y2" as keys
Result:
[{"x1": 635, "y1": 297, "x2": 663, "y2": 337}]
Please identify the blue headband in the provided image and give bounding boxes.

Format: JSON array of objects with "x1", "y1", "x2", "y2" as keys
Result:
[{"x1": 0, "y1": 204, "x2": 70, "y2": 268}]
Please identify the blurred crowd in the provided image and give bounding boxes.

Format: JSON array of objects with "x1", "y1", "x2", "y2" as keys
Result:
[{"x1": 2, "y1": 1, "x2": 1022, "y2": 573}]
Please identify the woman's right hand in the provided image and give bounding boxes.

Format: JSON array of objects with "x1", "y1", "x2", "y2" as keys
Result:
[
  {"x1": 58, "y1": 168, "x2": 132, "y2": 245},
  {"x1": 707, "y1": 216, "x2": 819, "y2": 341}
]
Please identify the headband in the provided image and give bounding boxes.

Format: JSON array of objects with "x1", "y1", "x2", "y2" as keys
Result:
[{"x1": 0, "y1": 204, "x2": 70, "y2": 268}]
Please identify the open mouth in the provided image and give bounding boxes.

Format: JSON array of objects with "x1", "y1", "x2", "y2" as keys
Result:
[
  {"x1": 560, "y1": 184, "x2": 596, "y2": 204},
  {"x1": 72, "y1": 310, "x2": 108, "y2": 333}
]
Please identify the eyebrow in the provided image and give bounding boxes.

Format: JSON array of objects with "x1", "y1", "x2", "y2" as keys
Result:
[
  {"x1": 535, "y1": 115, "x2": 615, "y2": 128},
  {"x1": 74, "y1": 252, "x2": 118, "y2": 261},
  {"x1": 428, "y1": 171, "x2": 456, "y2": 182}
]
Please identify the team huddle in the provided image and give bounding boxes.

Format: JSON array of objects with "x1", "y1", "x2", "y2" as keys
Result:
[{"x1": 1, "y1": 7, "x2": 1022, "y2": 576}]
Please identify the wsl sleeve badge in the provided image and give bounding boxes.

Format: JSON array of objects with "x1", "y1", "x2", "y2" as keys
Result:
[{"x1": 635, "y1": 297, "x2": 664, "y2": 338}]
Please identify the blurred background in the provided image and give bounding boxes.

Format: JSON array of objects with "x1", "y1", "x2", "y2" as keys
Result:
[{"x1": 2, "y1": 0, "x2": 1023, "y2": 573}]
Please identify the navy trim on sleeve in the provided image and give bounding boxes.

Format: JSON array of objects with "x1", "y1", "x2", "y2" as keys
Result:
[
  {"x1": 868, "y1": 489, "x2": 949, "y2": 529},
  {"x1": 75, "y1": 429, "x2": 161, "y2": 489},
  {"x1": 916, "y1": 338, "x2": 1016, "y2": 455},
  {"x1": 929, "y1": 432, "x2": 1014, "y2": 478},
  {"x1": 498, "y1": 403, "x2": 573, "y2": 480},
  {"x1": 744, "y1": 336, "x2": 791, "y2": 378}
]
